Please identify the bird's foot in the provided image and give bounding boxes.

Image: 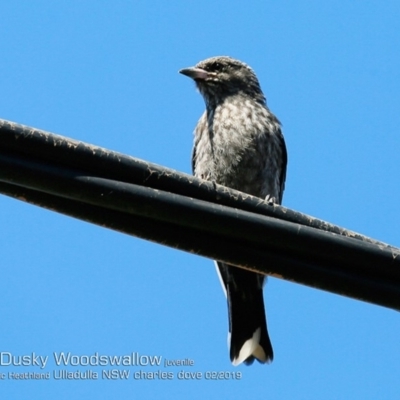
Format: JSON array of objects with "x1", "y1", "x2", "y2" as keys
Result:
[{"x1": 264, "y1": 195, "x2": 276, "y2": 205}]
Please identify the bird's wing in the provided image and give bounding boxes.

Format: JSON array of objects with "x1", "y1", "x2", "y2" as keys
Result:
[
  {"x1": 191, "y1": 141, "x2": 196, "y2": 175},
  {"x1": 277, "y1": 128, "x2": 288, "y2": 204},
  {"x1": 191, "y1": 111, "x2": 208, "y2": 175}
]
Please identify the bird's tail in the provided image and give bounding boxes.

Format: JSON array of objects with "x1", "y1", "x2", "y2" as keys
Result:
[{"x1": 216, "y1": 262, "x2": 273, "y2": 366}]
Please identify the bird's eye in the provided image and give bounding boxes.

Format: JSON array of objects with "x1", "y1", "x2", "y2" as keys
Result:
[{"x1": 212, "y1": 62, "x2": 223, "y2": 72}]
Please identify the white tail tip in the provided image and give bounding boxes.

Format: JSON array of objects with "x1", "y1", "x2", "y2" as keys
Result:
[{"x1": 232, "y1": 327, "x2": 265, "y2": 366}]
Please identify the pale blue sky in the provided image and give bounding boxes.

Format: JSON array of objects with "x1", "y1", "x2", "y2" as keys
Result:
[{"x1": 1, "y1": 1, "x2": 400, "y2": 399}]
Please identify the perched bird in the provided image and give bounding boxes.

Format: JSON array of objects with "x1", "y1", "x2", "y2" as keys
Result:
[{"x1": 180, "y1": 56, "x2": 287, "y2": 366}]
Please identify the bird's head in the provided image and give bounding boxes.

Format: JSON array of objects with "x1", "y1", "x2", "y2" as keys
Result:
[{"x1": 179, "y1": 56, "x2": 265, "y2": 106}]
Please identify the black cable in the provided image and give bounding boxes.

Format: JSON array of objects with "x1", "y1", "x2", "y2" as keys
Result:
[{"x1": 1, "y1": 119, "x2": 399, "y2": 310}]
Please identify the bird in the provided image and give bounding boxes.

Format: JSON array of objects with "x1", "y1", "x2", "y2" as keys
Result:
[{"x1": 179, "y1": 56, "x2": 287, "y2": 366}]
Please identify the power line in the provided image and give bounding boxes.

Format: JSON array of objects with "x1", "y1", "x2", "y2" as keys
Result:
[{"x1": 1, "y1": 118, "x2": 399, "y2": 310}]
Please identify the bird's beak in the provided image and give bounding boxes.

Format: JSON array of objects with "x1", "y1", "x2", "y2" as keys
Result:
[{"x1": 179, "y1": 67, "x2": 209, "y2": 80}]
